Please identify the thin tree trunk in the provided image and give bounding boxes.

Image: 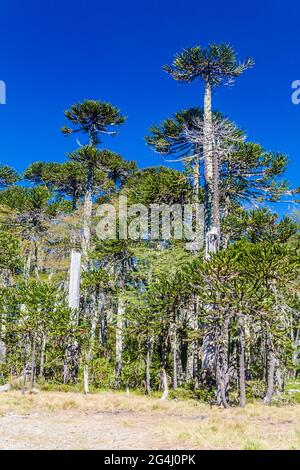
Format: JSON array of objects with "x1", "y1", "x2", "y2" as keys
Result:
[
  {"x1": 216, "y1": 317, "x2": 230, "y2": 408},
  {"x1": 30, "y1": 334, "x2": 36, "y2": 389},
  {"x1": 64, "y1": 250, "x2": 81, "y2": 384},
  {"x1": 115, "y1": 297, "x2": 125, "y2": 387},
  {"x1": 39, "y1": 334, "x2": 46, "y2": 379},
  {"x1": 186, "y1": 296, "x2": 199, "y2": 382},
  {"x1": 82, "y1": 185, "x2": 93, "y2": 264},
  {"x1": 172, "y1": 327, "x2": 178, "y2": 391},
  {"x1": 238, "y1": 315, "x2": 246, "y2": 407},
  {"x1": 22, "y1": 338, "x2": 30, "y2": 395},
  {"x1": 160, "y1": 368, "x2": 169, "y2": 400},
  {"x1": 264, "y1": 343, "x2": 276, "y2": 405},
  {"x1": 203, "y1": 80, "x2": 216, "y2": 258},
  {"x1": 145, "y1": 336, "x2": 152, "y2": 395},
  {"x1": 83, "y1": 365, "x2": 89, "y2": 395}
]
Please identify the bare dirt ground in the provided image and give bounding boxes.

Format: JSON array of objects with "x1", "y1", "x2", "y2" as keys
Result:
[{"x1": 0, "y1": 391, "x2": 299, "y2": 450}]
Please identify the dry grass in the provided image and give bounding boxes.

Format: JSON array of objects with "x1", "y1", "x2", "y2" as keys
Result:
[{"x1": 0, "y1": 391, "x2": 300, "y2": 449}]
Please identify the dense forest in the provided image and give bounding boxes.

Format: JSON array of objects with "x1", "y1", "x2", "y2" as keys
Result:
[{"x1": 0, "y1": 44, "x2": 299, "y2": 408}]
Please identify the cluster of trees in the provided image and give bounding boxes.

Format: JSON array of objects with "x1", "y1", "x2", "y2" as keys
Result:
[{"x1": 0, "y1": 44, "x2": 299, "y2": 406}]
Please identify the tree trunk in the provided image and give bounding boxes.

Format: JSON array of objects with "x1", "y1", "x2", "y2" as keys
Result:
[
  {"x1": 160, "y1": 368, "x2": 169, "y2": 400},
  {"x1": 64, "y1": 250, "x2": 81, "y2": 384},
  {"x1": 0, "y1": 308, "x2": 6, "y2": 366},
  {"x1": 216, "y1": 317, "x2": 230, "y2": 408},
  {"x1": 83, "y1": 365, "x2": 89, "y2": 395},
  {"x1": 264, "y1": 344, "x2": 276, "y2": 405},
  {"x1": 145, "y1": 336, "x2": 152, "y2": 395},
  {"x1": 82, "y1": 163, "x2": 94, "y2": 264},
  {"x1": 186, "y1": 297, "x2": 198, "y2": 382},
  {"x1": 193, "y1": 145, "x2": 200, "y2": 205},
  {"x1": 22, "y1": 340, "x2": 30, "y2": 395},
  {"x1": 30, "y1": 334, "x2": 36, "y2": 389},
  {"x1": 115, "y1": 297, "x2": 125, "y2": 387},
  {"x1": 238, "y1": 316, "x2": 246, "y2": 407},
  {"x1": 39, "y1": 334, "x2": 46, "y2": 379},
  {"x1": 203, "y1": 80, "x2": 216, "y2": 258}
]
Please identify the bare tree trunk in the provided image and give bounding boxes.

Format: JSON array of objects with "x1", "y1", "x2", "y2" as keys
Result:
[
  {"x1": 22, "y1": 340, "x2": 30, "y2": 395},
  {"x1": 186, "y1": 297, "x2": 198, "y2": 382},
  {"x1": 82, "y1": 163, "x2": 94, "y2": 265},
  {"x1": 160, "y1": 368, "x2": 169, "y2": 400},
  {"x1": 64, "y1": 250, "x2": 81, "y2": 384},
  {"x1": 216, "y1": 317, "x2": 230, "y2": 408},
  {"x1": 115, "y1": 297, "x2": 125, "y2": 387},
  {"x1": 21, "y1": 366, "x2": 27, "y2": 395},
  {"x1": 145, "y1": 336, "x2": 153, "y2": 395},
  {"x1": 24, "y1": 253, "x2": 31, "y2": 282},
  {"x1": 264, "y1": 343, "x2": 276, "y2": 405},
  {"x1": 0, "y1": 308, "x2": 6, "y2": 366},
  {"x1": 39, "y1": 334, "x2": 46, "y2": 379},
  {"x1": 30, "y1": 334, "x2": 36, "y2": 389},
  {"x1": 193, "y1": 145, "x2": 200, "y2": 205},
  {"x1": 171, "y1": 323, "x2": 178, "y2": 390},
  {"x1": 83, "y1": 365, "x2": 89, "y2": 395},
  {"x1": 238, "y1": 316, "x2": 246, "y2": 407},
  {"x1": 203, "y1": 80, "x2": 219, "y2": 258}
]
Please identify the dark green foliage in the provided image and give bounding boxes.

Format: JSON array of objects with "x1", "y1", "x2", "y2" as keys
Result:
[
  {"x1": 61, "y1": 99, "x2": 126, "y2": 144},
  {"x1": 223, "y1": 208, "x2": 298, "y2": 243},
  {"x1": 123, "y1": 167, "x2": 194, "y2": 205},
  {"x1": 220, "y1": 142, "x2": 289, "y2": 205},
  {"x1": 0, "y1": 165, "x2": 19, "y2": 188},
  {"x1": 163, "y1": 43, "x2": 254, "y2": 86}
]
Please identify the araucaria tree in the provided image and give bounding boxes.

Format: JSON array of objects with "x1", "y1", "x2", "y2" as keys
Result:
[
  {"x1": 163, "y1": 44, "x2": 254, "y2": 256},
  {"x1": 61, "y1": 100, "x2": 126, "y2": 262}
]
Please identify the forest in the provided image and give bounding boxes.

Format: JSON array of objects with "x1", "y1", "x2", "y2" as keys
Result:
[{"x1": 0, "y1": 44, "x2": 299, "y2": 409}]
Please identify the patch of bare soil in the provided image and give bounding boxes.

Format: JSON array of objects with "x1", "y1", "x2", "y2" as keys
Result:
[{"x1": 0, "y1": 409, "x2": 169, "y2": 450}]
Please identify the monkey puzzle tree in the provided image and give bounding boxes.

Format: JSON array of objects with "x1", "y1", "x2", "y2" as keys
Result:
[
  {"x1": 146, "y1": 108, "x2": 224, "y2": 203},
  {"x1": 100, "y1": 151, "x2": 136, "y2": 191},
  {"x1": 61, "y1": 100, "x2": 126, "y2": 261},
  {"x1": 0, "y1": 185, "x2": 53, "y2": 275},
  {"x1": 0, "y1": 164, "x2": 19, "y2": 189},
  {"x1": 164, "y1": 44, "x2": 254, "y2": 256}
]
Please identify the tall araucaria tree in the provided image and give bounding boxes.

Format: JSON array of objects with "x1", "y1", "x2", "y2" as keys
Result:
[
  {"x1": 163, "y1": 44, "x2": 254, "y2": 257},
  {"x1": 61, "y1": 100, "x2": 126, "y2": 262}
]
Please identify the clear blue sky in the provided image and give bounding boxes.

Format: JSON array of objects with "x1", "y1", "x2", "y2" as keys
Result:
[{"x1": 0, "y1": 0, "x2": 299, "y2": 213}]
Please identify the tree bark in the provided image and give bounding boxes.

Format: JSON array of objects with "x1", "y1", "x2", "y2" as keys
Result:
[
  {"x1": 160, "y1": 368, "x2": 169, "y2": 400},
  {"x1": 64, "y1": 250, "x2": 81, "y2": 384},
  {"x1": 238, "y1": 315, "x2": 246, "y2": 407},
  {"x1": 82, "y1": 167, "x2": 93, "y2": 264},
  {"x1": 172, "y1": 325, "x2": 178, "y2": 391},
  {"x1": 264, "y1": 343, "x2": 276, "y2": 405},
  {"x1": 39, "y1": 334, "x2": 46, "y2": 379},
  {"x1": 145, "y1": 336, "x2": 153, "y2": 395},
  {"x1": 30, "y1": 334, "x2": 36, "y2": 389},
  {"x1": 186, "y1": 297, "x2": 198, "y2": 382},
  {"x1": 83, "y1": 365, "x2": 89, "y2": 395},
  {"x1": 203, "y1": 81, "x2": 217, "y2": 258},
  {"x1": 115, "y1": 297, "x2": 125, "y2": 387},
  {"x1": 216, "y1": 317, "x2": 230, "y2": 408}
]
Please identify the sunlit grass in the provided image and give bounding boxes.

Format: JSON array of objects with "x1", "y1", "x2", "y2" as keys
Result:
[{"x1": 0, "y1": 390, "x2": 300, "y2": 449}]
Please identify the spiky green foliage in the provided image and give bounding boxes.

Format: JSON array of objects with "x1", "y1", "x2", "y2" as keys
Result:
[
  {"x1": 0, "y1": 231, "x2": 21, "y2": 272},
  {"x1": 123, "y1": 166, "x2": 194, "y2": 205},
  {"x1": 146, "y1": 108, "x2": 205, "y2": 158},
  {"x1": 220, "y1": 142, "x2": 289, "y2": 205},
  {"x1": 0, "y1": 164, "x2": 19, "y2": 189},
  {"x1": 163, "y1": 43, "x2": 254, "y2": 86},
  {"x1": 61, "y1": 99, "x2": 126, "y2": 144},
  {"x1": 223, "y1": 208, "x2": 298, "y2": 244}
]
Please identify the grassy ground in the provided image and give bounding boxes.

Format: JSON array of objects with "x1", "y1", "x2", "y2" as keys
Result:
[{"x1": 0, "y1": 390, "x2": 300, "y2": 449}]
